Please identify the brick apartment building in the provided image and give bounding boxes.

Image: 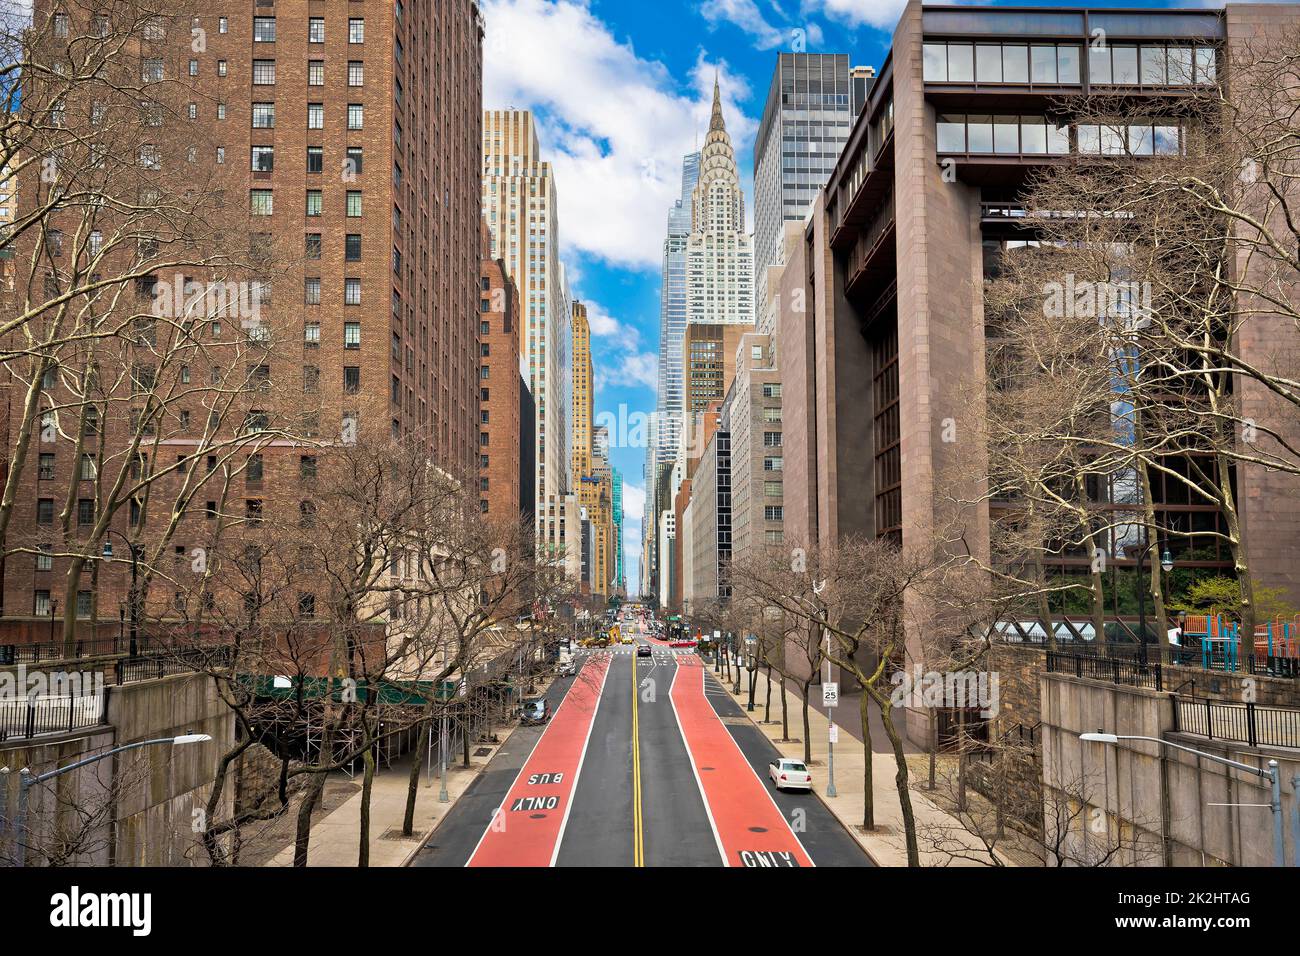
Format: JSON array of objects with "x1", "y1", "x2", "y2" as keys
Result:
[
  {"x1": 1, "y1": 2, "x2": 485, "y2": 635},
  {"x1": 479, "y1": 225, "x2": 524, "y2": 521}
]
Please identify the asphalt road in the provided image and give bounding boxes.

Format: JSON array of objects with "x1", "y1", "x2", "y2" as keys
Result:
[{"x1": 410, "y1": 618, "x2": 873, "y2": 868}]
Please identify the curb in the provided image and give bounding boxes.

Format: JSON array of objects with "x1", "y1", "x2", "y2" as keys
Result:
[
  {"x1": 400, "y1": 674, "x2": 557, "y2": 867},
  {"x1": 705, "y1": 669, "x2": 885, "y2": 866}
]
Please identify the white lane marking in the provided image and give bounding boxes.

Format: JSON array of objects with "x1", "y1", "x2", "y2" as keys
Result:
[
  {"x1": 700, "y1": 670, "x2": 817, "y2": 868},
  {"x1": 549, "y1": 658, "x2": 613, "y2": 867},
  {"x1": 464, "y1": 658, "x2": 609, "y2": 867},
  {"x1": 667, "y1": 663, "x2": 728, "y2": 867}
]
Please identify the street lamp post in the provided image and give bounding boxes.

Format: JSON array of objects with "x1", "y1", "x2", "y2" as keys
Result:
[
  {"x1": 102, "y1": 532, "x2": 140, "y2": 658},
  {"x1": 1080, "y1": 732, "x2": 1290, "y2": 866},
  {"x1": 1128, "y1": 540, "x2": 1173, "y2": 664},
  {"x1": 1, "y1": 734, "x2": 211, "y2": 867},
  {"x1": 745, "y1": 636, "x2": 757, "y2": 712}
]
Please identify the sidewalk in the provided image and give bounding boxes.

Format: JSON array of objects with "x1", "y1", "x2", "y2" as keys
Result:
[
  {"x1": 712, "y1": 665, "x2": 1010, "y2": 867},
  {"x1": 263, "y1": 747, "x2": 494, "y2": 867},
  {"x1": 266, "y1": 678, "x2": 553, "y2": 867}
]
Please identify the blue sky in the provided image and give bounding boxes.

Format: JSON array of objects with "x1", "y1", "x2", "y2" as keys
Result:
[{"x1": 479, "y1": 0, "x2": 1241, "y2": 593}]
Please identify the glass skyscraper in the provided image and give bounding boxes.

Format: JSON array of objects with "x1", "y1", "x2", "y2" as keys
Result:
[{"x1": 753, "y1": 54, "x2": 855, "y2": 329}]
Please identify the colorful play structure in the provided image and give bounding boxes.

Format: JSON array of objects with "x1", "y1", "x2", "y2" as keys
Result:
[{"x1": 1180, "y1": 614, "x2": 1300, "y2": 676}]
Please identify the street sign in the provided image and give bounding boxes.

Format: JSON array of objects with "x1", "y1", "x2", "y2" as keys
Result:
[
  {"x1": 822, "y1": 682, "x2": 839, "y2": 707},
  {"x1": 828, "y1": 723, "x2": 839, "y2": 744}
]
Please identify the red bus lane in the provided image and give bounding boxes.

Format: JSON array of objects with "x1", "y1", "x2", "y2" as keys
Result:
[
  {"x1": 467, "y1": 654, "x2": 612, "y2": 867},
  {"x1": 670, "y1": 659, "x2": 814, "y2": 868}
]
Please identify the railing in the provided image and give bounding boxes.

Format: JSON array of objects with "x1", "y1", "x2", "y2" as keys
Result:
[
  {"x1": 0, "y1": 634, "x2": 152, "y2": 666},
  {"x1": 0, "y1": 690, "x2": 107, "y2": 742},
  {"x1": 1046, "y1": 650, "x2": 1164, "y2": 691},
  {"x1": 113, "y1": 646, "x2": 233, "y2": 685},
  {"x1": 1172, "y1": 695, "x2": 1300, "y2": 750}
]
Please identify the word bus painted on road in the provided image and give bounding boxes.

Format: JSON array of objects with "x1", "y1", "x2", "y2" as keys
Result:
[{"x1": 527, "y1": 772, "x2": 564, "y2": 785}]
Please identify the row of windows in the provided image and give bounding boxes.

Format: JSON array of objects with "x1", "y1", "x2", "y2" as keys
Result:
[
  {"x1": 251, "y1": 189, "x2": 364, "y2": 217},
  {"x1": 252, "y1": 102, "x2": 365, "y2": 130},
  {"x1": 252, "y1": 145, "x2": 364, "y2": 174},
  {"x1": 923, "y1": 41, "x2": 1216, "y2": 87},
  {"x1": 936, "y1": 114, "x2": 1182, "y2": 157},
  {"x1": 251, "y1": 60, "x2": 365, "y2": 87},
  {"x1": 253, "y1": 16, "x2": 366, "y2": 44}
]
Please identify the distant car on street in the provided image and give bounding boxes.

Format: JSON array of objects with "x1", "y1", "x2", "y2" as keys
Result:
[
  {"x1": 768, "y1": 758, "x2": 812, "y2": 792},
  {"x1": 636, "y1": 644, "x2": 652, "y2": 658},
  {"x1": 520, "y1": 697, "x2": 550, "y2": 725},
  {"x1": 556, "y1": 659, "x2": 576, "y2": 677}
]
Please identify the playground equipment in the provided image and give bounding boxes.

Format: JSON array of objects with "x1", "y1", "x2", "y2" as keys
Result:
[{"x1": 1181, "y1": 614, "x2": 1300, "y2": 676}]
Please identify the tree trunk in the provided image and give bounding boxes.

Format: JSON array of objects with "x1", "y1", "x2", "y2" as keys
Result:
[
  {"x1": 877, "y1": 699, "x2": 919, "y2": 866},
  {"x1": 402, "y1": 719, "x2": 429, "y2": 837},
  {"x1": 927, "y1": 710, "x2": 937, "y2": 791},
  {"x1": 859, "y1": 688, "x2": 874, "y2": 830},
  {"x1": 780, "y1": 676, "x2": 789, "y2": 741},
  {"x1": 800, "y1": 679, "x2": 813, "y2": 765},
  {"x1": 358, "y1": 742, "x2": 375, "y2": 867},
  {"x1": 292, "y1": 770, "x2": 327, "y2": 867},
  {"x1": 763, "y1": 665, "x2": 773, "y2": 723}
]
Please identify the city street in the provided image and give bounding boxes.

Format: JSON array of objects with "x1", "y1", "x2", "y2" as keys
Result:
[{"x1": 411, "y1": 620, "x2": 873, "y2": 867}]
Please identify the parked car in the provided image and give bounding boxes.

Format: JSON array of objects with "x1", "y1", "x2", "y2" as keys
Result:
[
  {"x1": 768, "y1": 757, "x2": 812, "y2": 792},
  {"x1": 520, "y1": 697, "x2": 550, "y2": 725},
  {"x1": 636, "y1": 644, "x2": 652, "y2": 658},
  {"x1": 556, "y1": 659, "x2": 576, "y2": 677}
]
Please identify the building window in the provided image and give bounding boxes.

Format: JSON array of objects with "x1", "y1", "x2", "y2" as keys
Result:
[
  {"x1": 345, "y1": 234, "x2": 362, "y2": 260},
  {"x1": 349, "y1": 18, "x2": 365, "y2": 43},
  {"x1": 308, "y1": 18, "x2": 324, "y2": 43},
  {"x1": 253, "y1": 17, "x2": 276, "y2": 42},
  {"x1": 344, "y1": 322, "x2": 361, "y2": 349},
  {"x1": 306, "y1": 146, "x2": 323, "y2": 174},
  {"x1": 763, "y1": 431, "x2": 782, "y2": 447},
  {"x1": 307, "y1": 103, "x2": 323, "y2": 129},
  {"x1": 35, "y1": 544, "x2": 52, "y2": 572},
  {"x1": 346, "y1": 191, "x2": 362, "y2": 217},
  {"x1": 250, "y1": 189, "x2": 273, "y2": 216},
  {"x1": 763, "y1": 457, "x2": 783, "y2": 472},
  {"x1": 346, "y1": 146, "x2": 363, "y2": 175},
  {"x1": 303, "y1": 365, "x2": 319, "y2": 393},
  {"x1": 304, "y1": 322, "x2": 320, "y2": 348},
  {"x1": 348, "y1": 61, "x2": 364, "y2": 86},
  {"x1": 37, "y1": 498, "x2": 55, "y2": 524},
  {"x1": 252, "y1": 59, "x2": 276, "y2": 85},
  {"x1": 34, "y1": 590, "x2": 52, "y2": 617},
  {"x1": 347, "y1": 103, "x2": 364, "y2": 130},
  {"x1": 304, "y1": 277, "x2": 321, "y2": 304},
  {"x1": 764, "y1": 506, "x2": 784, "y2": 521},
  {"x1": 38, "y1": 453, "x2": 54, "y2": 479},
  {"x1": 305, "y1": 234, "x2": 322, "y2": 259},
  {"x1": 306, "y1": 189, "x2": 323, "y2": 216},
  {"x1": 764, "y1": 481, "x2": 783, "y2": 497},
  {"x1": 251, "y1": 145, "x2": 274, "y2": 172},
  {"x1": 344, "y1": 367, "x2": 361, "y2": 394},
  {"x1": 252, "y1": 103, "x2": 276, "y2": 128},
  {"x1": 308, "y1": 60, "x2": 324, "y2": 86},
  {"x1": 300, "y1": 455, "x2": 317, "y2": 480},
  {"x1": 344, "y1": 278, "x2": 361, "y2": 305}
]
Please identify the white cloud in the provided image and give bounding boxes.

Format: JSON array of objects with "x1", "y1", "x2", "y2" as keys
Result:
[
  {"x1": 584, "y1": 301, "x2": 634, "y2": 343},
  {"x1": 595, "y1": 351, "x2": 657, "y2": 393},
  {"x1": 482, "y1": 0, "x2": 757, "y2": 270},
  {"x1": 700, "y1": 0, "x2": 786, "y2": 49},
  {"x1": 802, "y1": 0, "x2": 908, "y2": 32},
  {"x1": 623, "y1": 483, "x2": 647, "y2": 521}
]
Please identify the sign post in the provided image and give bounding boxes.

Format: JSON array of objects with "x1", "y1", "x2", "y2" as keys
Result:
[{"x1": 823, "y1": 628, "x2": 838, "y2": 797}]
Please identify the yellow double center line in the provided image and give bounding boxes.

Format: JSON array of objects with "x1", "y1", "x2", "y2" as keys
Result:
[{"x1": 632, "y1": 641, "x2": 645, "y2": 867}]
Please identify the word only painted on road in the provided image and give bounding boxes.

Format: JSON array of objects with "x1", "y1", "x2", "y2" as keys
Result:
[
  {"x1": 739, "y1": 850, "x2": 802, "y2": 867},
  {"x1": 510, "y1": 795, "x2": 560, "y2": 812}
]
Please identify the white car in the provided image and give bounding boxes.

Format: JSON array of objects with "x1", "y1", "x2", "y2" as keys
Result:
[{"x1": 768, "y1": 758, "x2": 812, "y2": 792}]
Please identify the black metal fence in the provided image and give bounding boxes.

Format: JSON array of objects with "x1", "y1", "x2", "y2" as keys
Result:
[
  {"x1": 1172, "y1": 695, "x2": 1300, "y2": 750},
  {"x1": 1046, "y1": 650, "x2": 1164, "y2": 691},
  {"x1": 0, "y1": 689, "x2": 108, "y2": 742},
  {"x1": 0, "y1": 634, "x2": 152, "y2": 666},
  {"x1": 111, "y1": 645, "x2": 234, "y2": 685}
]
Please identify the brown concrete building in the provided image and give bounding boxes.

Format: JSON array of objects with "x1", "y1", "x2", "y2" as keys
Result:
[
  {"x1": 480, "y1": 226, "x2": 524, "y2": 520},
  {"x1": 2, "y1": 2, "x2": 486, "y2": 632},
  {"x1": 778, "y1": 1, "x2": 1300, "y2": 736}
]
